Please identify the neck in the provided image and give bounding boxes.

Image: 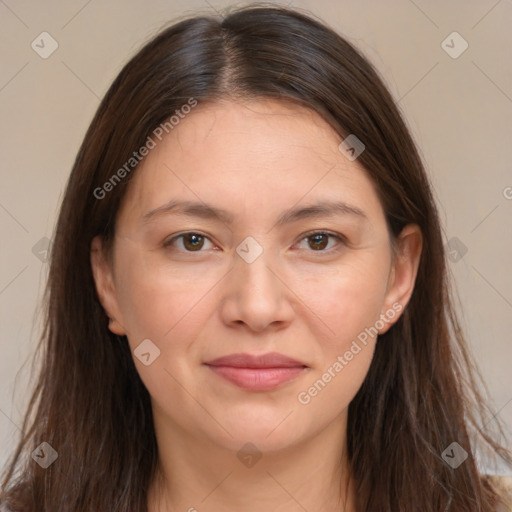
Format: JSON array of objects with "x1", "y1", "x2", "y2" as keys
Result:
[{"x1": 147, "y1": 409, "x2": 356, "y2": 512}]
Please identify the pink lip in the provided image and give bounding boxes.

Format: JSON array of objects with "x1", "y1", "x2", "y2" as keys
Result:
[{"x1": 204, "y1": 352, "x2": 308, "y2": 391}]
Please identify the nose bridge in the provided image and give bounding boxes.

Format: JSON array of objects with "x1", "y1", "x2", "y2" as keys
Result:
[
  {"x1": 235, "y1": 234, "x2": 267, "y2": 266},
  {"x1": 233, "y1": 234, "x2": 277, "y2": 291}
]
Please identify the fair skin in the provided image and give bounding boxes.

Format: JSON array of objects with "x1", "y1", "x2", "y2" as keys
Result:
[{"x1": 91, "y1": 99, "x2": 422, "y2": 511}]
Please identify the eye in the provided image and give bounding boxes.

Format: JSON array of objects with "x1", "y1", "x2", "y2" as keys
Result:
[
  {"x1": 163, "y1": 230, "x2": 345, "y2": 254},
  {"x1": 294, "y1": 231, "x2": 345, "y2": 253},
  {"x1": 163, "y1": 232, "x2": 216, "y2": 252}
]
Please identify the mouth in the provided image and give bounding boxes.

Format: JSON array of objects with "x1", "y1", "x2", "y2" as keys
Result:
[{"x1": 203, "y1": 352, "x2": 309, "y2": 392}]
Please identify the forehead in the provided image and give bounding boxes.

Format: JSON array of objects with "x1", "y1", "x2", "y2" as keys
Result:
[{"x1": 117, "y1": 99, "x2": 385, "y2": 227}]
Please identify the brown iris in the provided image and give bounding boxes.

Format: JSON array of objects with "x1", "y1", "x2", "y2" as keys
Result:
[
  {"x1": 183, "y1": 234, "x2": 205, "y2": 251},
  {"x1": 308, "y1": 234, "x2": 329, "y2": 251}
]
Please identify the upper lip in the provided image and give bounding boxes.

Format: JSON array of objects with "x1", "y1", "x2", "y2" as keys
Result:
[{"x1": 204, "y1": 352, "x2": 307, "y2": 368}]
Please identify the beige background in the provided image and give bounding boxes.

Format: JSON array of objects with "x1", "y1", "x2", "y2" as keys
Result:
[{"x1": 0, "y1": 0, "x2": 511, "y2": 474}]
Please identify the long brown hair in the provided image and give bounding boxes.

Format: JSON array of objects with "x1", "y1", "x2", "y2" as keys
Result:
[{"x1": 1, "y1": 4, "x2": 511, "y2": 511}]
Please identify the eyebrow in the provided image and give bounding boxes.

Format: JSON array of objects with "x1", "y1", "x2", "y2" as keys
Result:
[{"x1": 141, "y1": 199, "x2": 368, "y2": 226}]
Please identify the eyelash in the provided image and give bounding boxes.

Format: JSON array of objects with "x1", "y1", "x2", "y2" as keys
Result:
[{"x1": 163, "y1": 230, "x2": 346, "y2": 255}]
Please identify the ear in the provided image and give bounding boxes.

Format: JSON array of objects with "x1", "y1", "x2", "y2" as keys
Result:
[
  {"x1": 378, "y1": 224, "x2": 423, "y2": 335},
  {"x1": 90, "y1": 235, "x2": 127, "y2": 336}
]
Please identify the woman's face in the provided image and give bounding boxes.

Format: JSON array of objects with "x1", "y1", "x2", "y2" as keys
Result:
[{"x1": 91, "y1": 99, "x2": 421, "y2": 454}]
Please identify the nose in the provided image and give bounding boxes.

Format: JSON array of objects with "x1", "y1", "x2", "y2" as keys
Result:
[{"x1": 219, "y1": 244, "x2": 295, "y2": 333}]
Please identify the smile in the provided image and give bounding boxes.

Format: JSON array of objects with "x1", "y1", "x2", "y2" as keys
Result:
[{"x1": 203, "y1": 352, "x2": 309, "y2": 391}]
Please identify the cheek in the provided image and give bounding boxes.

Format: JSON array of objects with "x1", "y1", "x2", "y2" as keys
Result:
[
  {"x1": 294, "y1": 266, "x2": 385, "y2": 417},
  {"x1": 299, "y1": 257, "x2": 390, "y2": 413},
  {"x1": 296, "y1": 341, "x2": 375, "y2": 426},
  {"x1": 112, "y1": 251, "x2": 214, "y2": 401},
  {"x1": 291, "y1": 256, "x2": 388, "y2": 410},
  {"x1": 113, "y1": 247, "x2": 214, "y2": 346},
  {"x1": 297, "y1": 255, "x2": 391, "y2": 347}
]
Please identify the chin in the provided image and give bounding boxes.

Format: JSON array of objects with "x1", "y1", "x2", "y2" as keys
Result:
[{"x1": 208, "y1": 417, "x2": 305, "y2": 454}]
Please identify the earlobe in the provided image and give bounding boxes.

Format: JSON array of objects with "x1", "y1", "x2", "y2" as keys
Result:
[
  {"x1": 90, "y1": 235, "x2": 127, "y2": 336},
  {"x1": 378, "y1": 224, "x2": 423, "y2": 335}
]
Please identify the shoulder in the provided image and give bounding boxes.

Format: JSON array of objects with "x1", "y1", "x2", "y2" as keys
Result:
[
  {"x1": 487, "y1": 475, "x2": 512, "y2": 511},
  {"x1": 491, "y1": 474, "x2": 512, "y2": 492}
]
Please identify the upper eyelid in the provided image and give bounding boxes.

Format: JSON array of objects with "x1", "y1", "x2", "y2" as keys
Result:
[
  {"x1": 300, "y1": 229, "x2": 345, "y2": 240},
  {"x1": 164, "y1": 231, "x2": 213, "y2": 245},
  {"x1": 294, "y1": 231, "x2": 346, "y2": 249}
]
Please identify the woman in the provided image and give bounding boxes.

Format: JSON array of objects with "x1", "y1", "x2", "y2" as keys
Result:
[{"x1": 1, "y1": 5, "x2": 511, "y2": 511}]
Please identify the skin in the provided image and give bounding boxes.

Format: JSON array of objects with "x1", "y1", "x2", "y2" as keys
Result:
[{"x1": 91, "y1": 98, "x2": 422, "y2": 511}]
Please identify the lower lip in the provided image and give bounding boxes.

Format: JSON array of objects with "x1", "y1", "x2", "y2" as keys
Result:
[{"x1": 206, "y1": 365, "x2": 307, "y2": 391}]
